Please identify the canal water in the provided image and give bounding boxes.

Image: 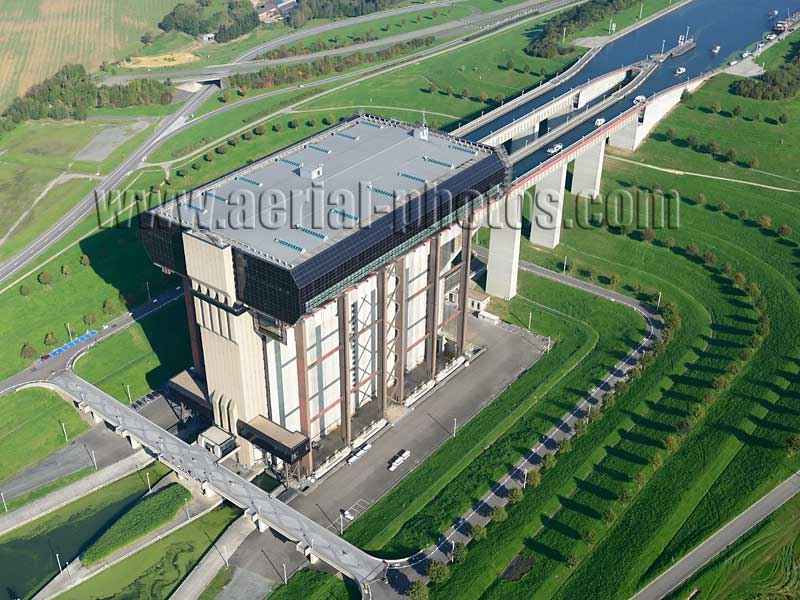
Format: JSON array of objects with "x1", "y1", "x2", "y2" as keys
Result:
[
  {"x1": 0, "y1": 489, "x2": 144, "y2": 600},
  {"x1": 464, "y1": 0, "x2": 800, "y2": 176}
]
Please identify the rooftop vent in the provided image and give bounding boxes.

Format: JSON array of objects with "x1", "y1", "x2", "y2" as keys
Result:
[{"x1": 300, "y1": 164, "x2": 323, "y2": 180}]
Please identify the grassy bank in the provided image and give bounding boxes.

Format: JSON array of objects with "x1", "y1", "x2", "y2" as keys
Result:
[
  {"x1": 82, "y1": 482, "x2": 192, "y2": 565},
  {"x1": 0, "y1": 387, "x2": 88, "y2": 483}
]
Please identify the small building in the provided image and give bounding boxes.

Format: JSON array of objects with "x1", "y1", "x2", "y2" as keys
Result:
[{"x1": 199, "y1": 32, "x2": 215, "y2": 42}]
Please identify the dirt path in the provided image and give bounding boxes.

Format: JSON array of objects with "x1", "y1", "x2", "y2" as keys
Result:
[{"x1": 607, "y1": 155, "x2": 800, "y2": 194}]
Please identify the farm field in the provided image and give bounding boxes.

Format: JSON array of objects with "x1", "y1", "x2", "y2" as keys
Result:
[
  {"x1": 665, "y1": 493, "x2": 800, "y2": 600},
  {"x1": 0, "y1": 387, "x2": 88, "y2": 483},
  {"x1": 0, "y1": 0, "x2": 179, "y2": 110},
  {"x1": 56, "y1": 503, "x2": 240, "y2": 600},
  {"x1": 0, "y1": 462, "x2": 169, "y2": 599},
  {"x1": 74, "y1": 300, "x2": 192, "y2": 405}
]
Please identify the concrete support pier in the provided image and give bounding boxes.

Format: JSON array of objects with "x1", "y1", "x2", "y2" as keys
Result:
[
  {"x1": 530, "y1": 165, "x2": 568, "y2": 249},
  {"x1": 486, "y1": 191, "x2": 522, "y2": 300},
  {"x1": 570, "y1": 141, "x2": 606, "y2": 198}
]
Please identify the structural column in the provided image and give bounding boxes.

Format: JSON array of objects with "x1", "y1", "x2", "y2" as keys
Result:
[
  {"x1": 182, "y1": 278, "x2": 204, "y2": 376},
  {"x1": 530, "y1": 164, "x2": 568, "y2": 249},
  {"x1": 456, "y1": 222, "x2": 472, "y2": 355},
  {"x1": 425, "y1": 235, "x2": 442, "y2": 380},
  {"x1": 376, "y1": 270, "x2": 388, "y2": 416},
  {"x1": 486, "y1": 191, "x2": 522, "y2": 300},
  {"x1": 294, "y1": 320, "x2": 313, "y2": 475},
  {"x1": 336, "y1": 295, "x2": 352, "y2": 446},
  {"x1": 570, "y1": 141, "x2": 605, "y2": 198},
  {"x1": 393, "y1": 257, "x2": 407, "y2": 402}
]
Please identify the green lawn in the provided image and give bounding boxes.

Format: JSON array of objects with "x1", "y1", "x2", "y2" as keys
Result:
[
  {"x1": 265, "y1": 6, "x2": 471, "y2": 57},
  {"x1": 57, "y1": 503, "x2": 240, "y2": 600},
  {"x1": 759, "y1": 26, "x2": 800, "y2": 71},
  {"x1": 82, "y1": 482, "x2": 192, "y2": 565},
  {"x1": 4, "y1": 468, "x2": 95, "y2": 513},
  {"x1": 0, "y1": 462, "x2": 169, "y2": 600},
  {"x1": 665, "y1": 492, "x2": 800, "y2": 600},
  {"x1": 624, "y1": 74, "x2": 800, "y2": 186},
  {"x1": 267, "y1": 568, "x2": 358, "y2": 600},
  {"x1": 299, "y1": 17, "x2": 584, "y2": 129},
  {"x1": 572, "y1": 0, "x2": 678, "y2": 39},
  {"x1": 0, "y1": 387, "x2": 88, "y2": 483},
  {"x1": 199, "y1": 565, "x2": 234, "y2": 600},
  {"x1": 74, "y1": 300, "x2": 192, "y2": 405}
]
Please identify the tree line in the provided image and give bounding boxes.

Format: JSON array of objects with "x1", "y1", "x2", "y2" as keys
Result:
[
  {"x1": 228, "y1": 36, "x2": 434, "y2": 88},
  {"x1": 2, "y1": 64, "x2": 173, "y2": 124},
  {"x1": 526, "y1": 0, "x2": 645, "y2": 58},
  {"x1": 286, "y1": 0, "x2": 404, "y2": 28},
  {"x1": 731, "y1": 53, "x2": 800, "y2": 100},
  {"x1": 159, "y1": 0, "x2": 260, "y2": 42}
]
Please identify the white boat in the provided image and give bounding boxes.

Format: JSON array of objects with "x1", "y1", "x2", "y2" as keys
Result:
[
  {"x1": 712, "y1": 45, "x2": 720, "y2": 54},
  {"x1": 546, "y1": 143, "x2": 564, "y2": 155},
  {"x1": 594, "y1": 117, "x2": 606, "y2": 127},
  {"x1": 675, "y1": 66, "x2": 686, "y2": 76},
  {"x1": 633, "y1": 95, "x2": 647, "y2": 105}
]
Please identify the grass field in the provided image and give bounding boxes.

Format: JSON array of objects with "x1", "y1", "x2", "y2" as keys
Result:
[
  {"x1": 82, "y1": 482, "x2": 192, "y2": 565},
  {"x1": 74, "y1": 300, "x2": 192, "y2": 404},
  {"x1": 0, "y1": 0, "x2": 179, "y2": 110},
  {"x1": 4, "y1": 467, "x2": 95, "y2": 513},
  {"x1": 666, "y1": 493, "x2": 800, "y2": 600},
  {"x1": 573, "y1": 0, "x2": 679, "y2": 39},
  {"x1": 57, "y1": 503, "x2": 240, "y2": 600},
  {"x1": 298, "y1": 16, "x2": 584, "y2": 129},
  {"x1": 0, "y1": 462, "x2": 169, "y2": 599},
  {"x1": 267, "y1": 569, "x2": 358, "y2": 600},
  {"x1": 0, "y1": 387, "x2": 88, "y2": 483}
]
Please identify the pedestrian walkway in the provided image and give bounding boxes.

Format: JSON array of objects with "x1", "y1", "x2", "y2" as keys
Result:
[
  {"x1": 0, "y1": 450, "x2": 153, "y2": 538},
  {"x1": 172, "y1": 514, "x2": 256, "y2": 600},
  {"x1": 34, "y1": 475, "x2": 221, "y2": 600}
]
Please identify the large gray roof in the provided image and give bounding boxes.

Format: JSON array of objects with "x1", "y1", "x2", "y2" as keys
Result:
[{"x1": 154, "y1": 115, "x2": 492, "y2": 268}]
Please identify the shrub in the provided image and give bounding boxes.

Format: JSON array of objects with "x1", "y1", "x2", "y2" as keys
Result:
[
  {"x1": 426, "y1": 560, "x2": 450, "y2": 585},
  {"x1": 21, "y1": 342, "x2": 38, "y2": 359},
  {"x1": 490, "y1": 505, "x2": 508, "y2": 523},
  {"x1": 83, "y1": 313, "x2": 96, "y2": 326},
  {"x1": 407, "y1": 580, "x2": 429, "y2": 600},
  {"x1": 19, "y1": 284, "x2": 30, "y2": 296},
  {"x1": 44, "y1": 332, "x2": 57, "y2": 346},
  {"x1": 471, "y1": 523, "x2": 487, "y2": 541},
  {"x1": 37, "y1": 270, "x2": 53, "y2": 285},
  {"x1": 452, "y1": 541, "x2": 467, "y2": 564},
  {"x1": 82, "y1": 483, "x2": 191, "y2": 565},
  {"x1": 61, "y1": 264, "x2": 71, "y2": 276},
  {"x1": 102, "y1": 298, "x2": 115, "y2": 315}
]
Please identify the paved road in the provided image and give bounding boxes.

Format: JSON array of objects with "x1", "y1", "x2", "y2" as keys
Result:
[{"x1": 629, "y1": 470, "x2": 800, "y2": 600}]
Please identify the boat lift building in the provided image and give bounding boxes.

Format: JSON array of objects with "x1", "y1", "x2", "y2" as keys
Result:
[{"x1": 141, "y1": 114, "x2": 509, "y2": 480}]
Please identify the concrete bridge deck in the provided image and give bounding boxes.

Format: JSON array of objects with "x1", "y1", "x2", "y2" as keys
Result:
[{"x1": 47, "y1": 370, "x2": 386, "y2": 592}]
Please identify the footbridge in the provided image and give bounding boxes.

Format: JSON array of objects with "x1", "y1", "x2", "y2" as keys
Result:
[{"x1": 43, "y1": 371, "x2": 386, "y2": 593}]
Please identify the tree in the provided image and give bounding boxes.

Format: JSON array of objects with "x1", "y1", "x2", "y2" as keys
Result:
[
  {"x1": 215, "y1": 144, "x2": 228, "y2": 155},
  {"x1": 779, "y1": 113, "x2": 788, "y2": 125},
  {"x1": 490, "y1": 505, "x2": 508, "y2": 522},
  {"x1": 738, "y1": 208, "x2": 748, "y2": 220},
  {"x1": 507, "y1": 487, "x2": 524, "y2": 505},
  {"x1": 687, "y1": 133, "x2": 699, "y2": 149},
  {"x1": 685, "y1": 242, "x2": 699, "y2": 257},
  {"x1": 527, "y1": 469, "x2": 541, "y2": 488},
  {"x1": 254, "y1": 125, "x2": 266, "y2": 135},
  {"x1": 83, "y1": 313, "x2": 96, "y2": 326},
  {"x1": 609, "y1": 273, "x2": 621, "y2": 286},
  {"x1": 176, "y1": 169, "x2": 186, "y2": 178},
  {"x1": 141, "y1": 32, "x2": 152, "y2": 45},
  {"x1": 664, "y1": 434, "x2": 678, "y2": 453},
  {"x1": 747, "y1": 156, "x2": 760, "y2": 169},
  {"x1": 680, "y1": 88, "x2": 691, "y2": 103},
  {"x1": 758, "y1": 214, "x2": 772, "y2": 228},
  {"x1": 541, "y1": 453, "x2": 557, "y2": 470},
  {"x1": 565, "y1": 554, "x2": 578, "y2": 569},
  {"x1": 584, "y1": 528, "x2": 597, "y2": 545},
  {"x1": 204, "y1": 152, "x2": 214, "y2": 162},
  {"x1": 724, "y1": 147, "x2": 737, "y2": 163},
  {"x1": 710, "y1": 101, "x2": 721, "y2": 114},
  {"x1": 787, "y1": 434, "x2": 800, "y2": 456},
  {"x1": 665, "y1": 237, "x2": 676, "y2": 249},
  {"x1": 289, "y1": 119, "x2": 300, "y2": 129},
  {"x1": 649, "y1": 452, "x2": 663, "y2": 469},
  {"x1": 506, "y1": 59, "x2": 515, "y2": 71},
  {"x1": 707, "y1": 140, "x2": 721, "y2": 155},
  {"x1": 44, "y1": 332, "x2": 57, "y2": 346},
  {"x1": 778, "y1": 224, "x2": 793, "y2": 238},
  {"x1": 191, "y1": 162, "x2": 201, "y2": 171},
  {"x1": 19, "y1": 284, "x2": 30, "y2": 296},
  {"x1": 427, "y1": 560, "x2": 450, "y2": 585},
  {"x1": 713, "y1": 375, "x2": 731, "y2": 390},
  {"x1": 471, "y1": 523, "x2": 487, "y2": 541},
  {"x1": 102, "y1": 298, "x2": 115, "y2": 315},
  {"x1": 732, "y1": 104, "x2": 742, "y2": 117},
  {"x1": 220, "y1": 90, "x2": 231, "y2": 103},
  {"x1": 703, "y1": 251, "x2": 717, "y2": 266},
  {"x1": 664, "y1": 127, "x2": 676, "y2": 141},
  {"x1": 733, "y1": 272, "x2": 746, "y2": 288},
  {"x1": 307, "y1": 118, "x2": 317, "y2": 127},
  {"x1": 272, "y1": 123, "x2": 283, "y2": 132},
  {"x1": 242, "y1": 131, "x2": 253, "y2": 141},
  {"x1": 323, "y1": 114, "x2": 336, "y2": 125},
  {"x1": 695, "y1": 193, "x2": 706, "y2": 205},
  {"x1": 227, "y1": 137, "x2": 237, "y2": 147},
  {"x1": 452, "y1": 541, "x2": 467, "y2": 564},
  {"x1": 446, "y1": 85, "x2": 455, "y2": 96},
  {"x1": 588, "y1": 405, "x2": 602, "y2": 423},
  {"x1": 80, "y1": 254, "x2": 91, "y2": 267},
  {"x1": 21, "y1": 342, "x2": 38, "y2": 359},
  {"x1": 460, "y1": 88, "x2": 469, "y2": 100},
  {"x1": 604, "y1": 507, "x2": 617, "y2": 523},
  {"x1": 407, "y1": 580, "x2": 429, "y2": 600},
  {"x1": 38, "y1": 270, "x2": 53, "y2": 285},
  {"x1": 479, "y1": 91, "x2": 489, "y2": 103},
  {"x1": 642, "y1": 229, "x2": 656, "y2": 243}
]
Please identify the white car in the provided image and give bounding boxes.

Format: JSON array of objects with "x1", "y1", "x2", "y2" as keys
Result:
[
  {"x1": 546, "y1": 143, "x2": 564, "y2": 155},
  {"x1": 729, "y1": 60, "x2": 739, "y2": 66},
  {"x1": 594, "y1": 117, "x2": 606, "y2": 127},
  {"x1": 767, "y1": 33, "x2": 777, "y2": 40},
  {"x1": 343, "y1": 510, "x2": 355, "y2": 521},
  {"x1": 741, "y1": 50, "x2": 751, "y2": 58},
  {"x1": 633, "y1": 95, "x2": 646, "y2": 104}
]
